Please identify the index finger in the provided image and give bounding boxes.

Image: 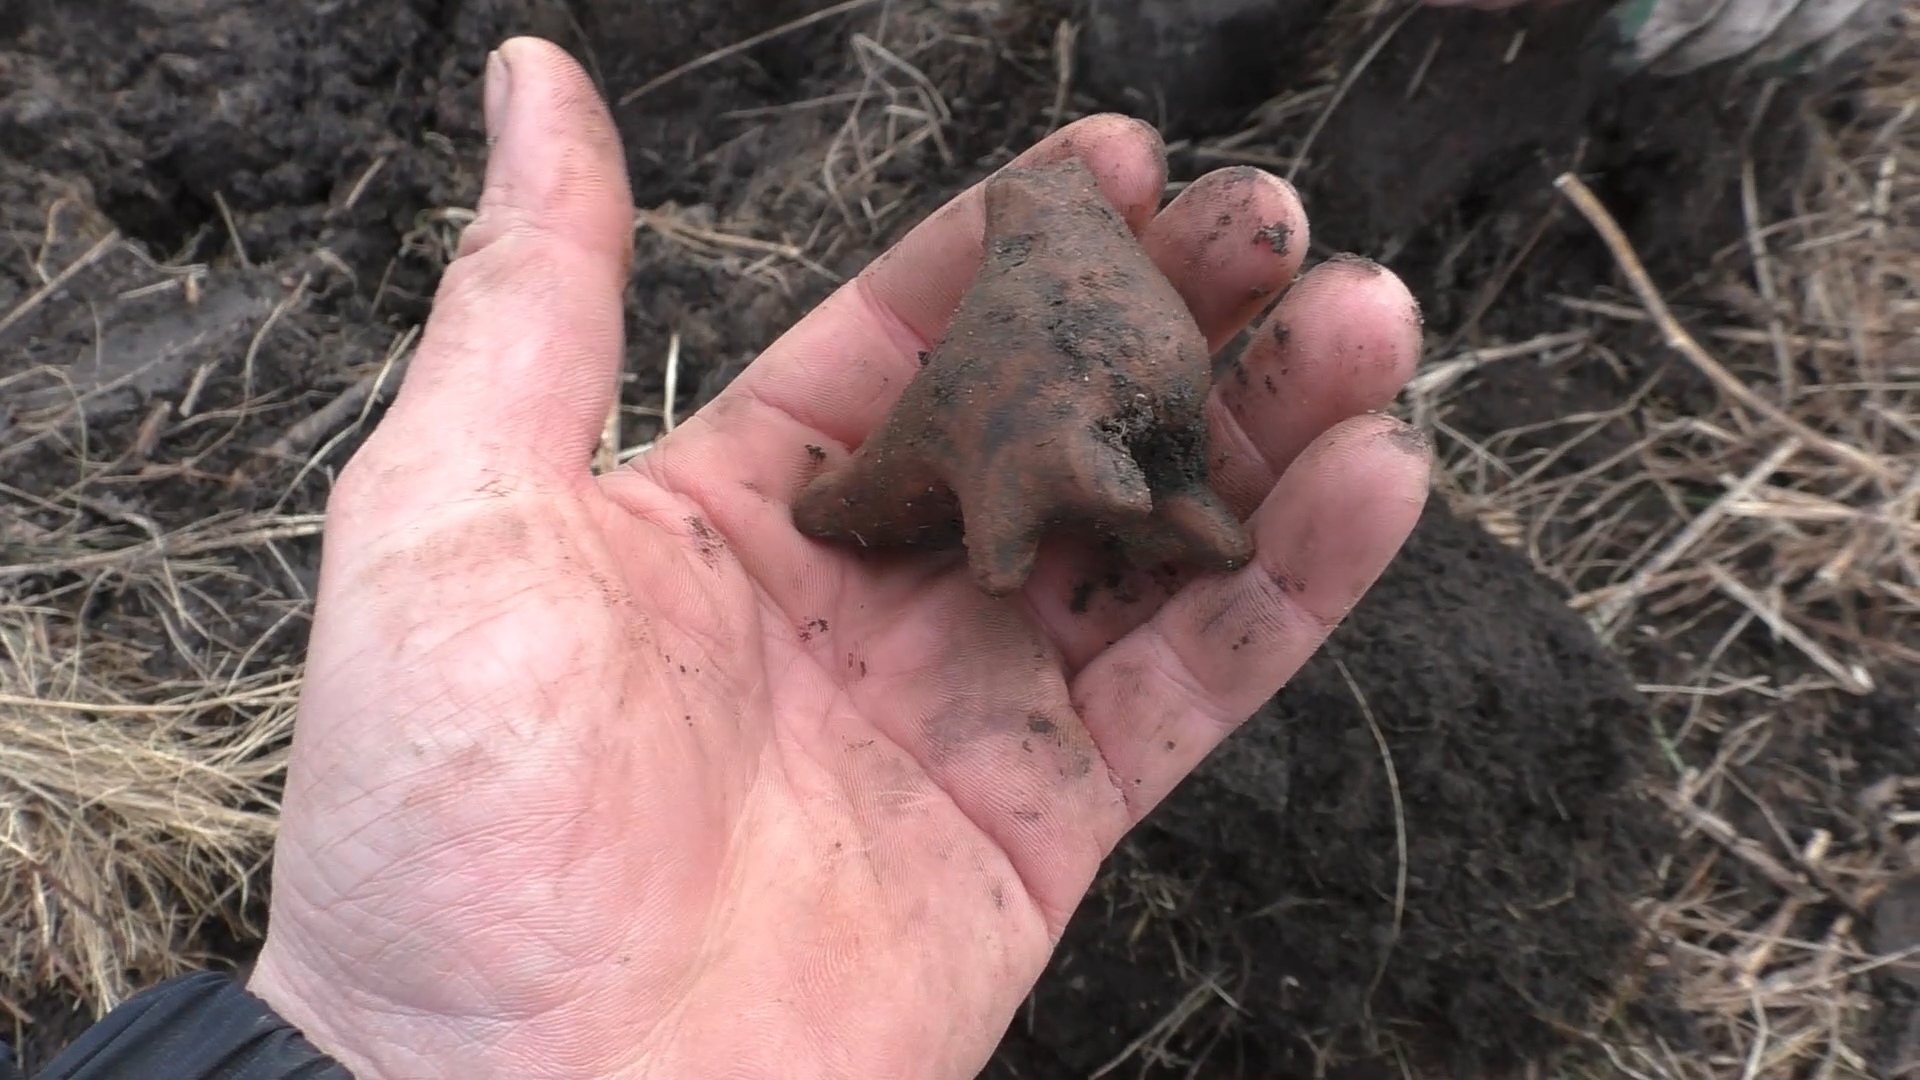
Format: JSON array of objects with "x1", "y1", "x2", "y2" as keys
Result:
[{"x1": 716, "y1": 114, "x2": 1171, "y2": 449}]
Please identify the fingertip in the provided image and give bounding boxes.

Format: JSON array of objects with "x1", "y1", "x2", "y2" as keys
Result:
[
  {"x1": 1143, "y1": 165, "x2": 1309, "y2": 348},
  {"x1": 1303, "y1": 409, "x2": 1431, "y2": 472},
  {"x1": 1377, "y1": 413, "x2": 1436, "y2": 466},
  {"x1": 1241, "y1": 254, "x2": 1424, "y2": 406},
  {"x1": 497, "y1": 34, "x2": 581, "y2": 66},
  {"x1": 365, "y1": 36, "x2": 634, "y2": 483},
  {"x1": 1290, "y1": 254, "x2": 1423, "y2": 357},
  {"x1": 1229, "y1": 411, "x2": 1429, "y2": 655},
  {"x1": 463, "y1": 35, "x2": 633, "y2": 272},
  {"x1": 1228, "y1": 412, "x2": 1430, "y2": 624},
  {"x1": 1206, "y1": 253, "x2": 1424, "y2": 499},
  {"x1": 1378, "y1": 420, "x2": 1437, "y2": 516},
  {"x1": 1012, "y1": 112, "x2": 1171, "y2": 235},
  {"x1": 493, "y1": 36, "x2": 611, "y2": 127}
]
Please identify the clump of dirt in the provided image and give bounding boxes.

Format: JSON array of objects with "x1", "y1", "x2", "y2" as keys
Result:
[
  {"x1": 988, "y1": 500, "x2": 1669, "y2": 1079},
  {"x1": 793, "y1": 158, "x2": 1248, "y2": 595}
]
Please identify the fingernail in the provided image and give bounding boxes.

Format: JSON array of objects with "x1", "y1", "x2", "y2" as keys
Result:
[
  {"x1": 484, "y1": 49, "x2": 512, "y2": 143},
  {"x1": 1322, "y1": 251, "x2": 1388, "y2": 276}
]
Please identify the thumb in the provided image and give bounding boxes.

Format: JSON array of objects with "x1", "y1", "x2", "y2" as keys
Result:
[{"x1": 343, "y1": 37, "x2": 634, "y2": 515}]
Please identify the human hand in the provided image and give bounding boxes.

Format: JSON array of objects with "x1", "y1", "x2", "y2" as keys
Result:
[{"x1": 247, "y1": 37, "x2": 1430, "y2": 1080}]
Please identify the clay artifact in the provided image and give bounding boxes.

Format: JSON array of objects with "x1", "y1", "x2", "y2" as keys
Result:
[{"x1": 792, "y1": 157, "x2": 1251, "y2": 596}]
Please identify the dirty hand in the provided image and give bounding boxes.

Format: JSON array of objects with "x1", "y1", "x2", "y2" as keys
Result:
[{"x1": 248, "y1": 36, "x2": 1431, "y2": 1080}]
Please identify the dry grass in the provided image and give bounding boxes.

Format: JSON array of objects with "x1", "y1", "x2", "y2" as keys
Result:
[
  {"x1": 0, "y1": 202, "x2": 333, "y2": 1021},
  {"x1": 1402, "y1": 19, "x2": 1920, "y2": 1080},
  {"x1": 0, "y1": 352, "x2": 311, "y2": 1021},
  {"x1": 0, "y1": 602, "x2": 295, "y2": 1022}
]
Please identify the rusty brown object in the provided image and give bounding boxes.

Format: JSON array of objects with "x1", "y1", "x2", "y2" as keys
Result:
[{"x1": 791, "y1": 157, "x2": 1251, "y2": 596}]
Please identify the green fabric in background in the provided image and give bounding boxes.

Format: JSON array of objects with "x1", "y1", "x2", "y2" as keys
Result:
[{"x1": 1605, "y1": 0, "x2": 1903, "y2": 74}]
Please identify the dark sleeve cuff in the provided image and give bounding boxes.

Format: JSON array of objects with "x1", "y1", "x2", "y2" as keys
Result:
[{"x1": 27, "y1": 972, "x2": 355, "y2": 1080}]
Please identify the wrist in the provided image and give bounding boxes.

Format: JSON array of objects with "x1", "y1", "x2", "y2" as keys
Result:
[{"x1": 31, "y1": 971, "x2": 355, "y2": 1080}]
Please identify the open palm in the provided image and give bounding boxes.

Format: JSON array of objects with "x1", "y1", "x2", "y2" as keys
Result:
[{"x1": 249, "y1": 39, "x2": 1430, "y2": 1080}]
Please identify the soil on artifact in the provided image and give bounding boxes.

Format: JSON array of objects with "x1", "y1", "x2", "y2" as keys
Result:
[
  {"x1": 792, "y1": 158, "x2": 1248, "y2": 596},
  {"x1": 0, "y1": 0, "x2": 1843, "y2": 1075}
]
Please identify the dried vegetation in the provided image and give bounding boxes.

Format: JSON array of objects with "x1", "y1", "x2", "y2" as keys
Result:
[{"x1": 1402, "y1": 19, "x2": 1920, "y2": 1079}]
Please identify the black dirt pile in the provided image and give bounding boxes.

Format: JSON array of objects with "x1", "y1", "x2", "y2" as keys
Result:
[{"x1": 991, "y1": 501, "x2": 1667, "y2": 1079}]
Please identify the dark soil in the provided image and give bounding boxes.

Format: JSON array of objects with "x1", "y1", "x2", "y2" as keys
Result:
[
  {"x1": 990, "y1": 499, "x2": 1668, "y2": 1079},
  {"x1": 1725, "y1": 675, "x2": 1920, "y2": 1079},
  {"x1": 0, "y1": 0, "x2": 1890, "y2": 1076}
]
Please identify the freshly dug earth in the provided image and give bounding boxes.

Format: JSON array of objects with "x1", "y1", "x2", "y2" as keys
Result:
[
  {"x1": 2, "y1": 0, "x2": 1846, "y2": 1074},
  {"x1": 989, "y1": 499, "x2": 1668, "y2": 1079},
  {"x1": 792, "y1": 158, "x2": 1249, "y2": 596}
]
